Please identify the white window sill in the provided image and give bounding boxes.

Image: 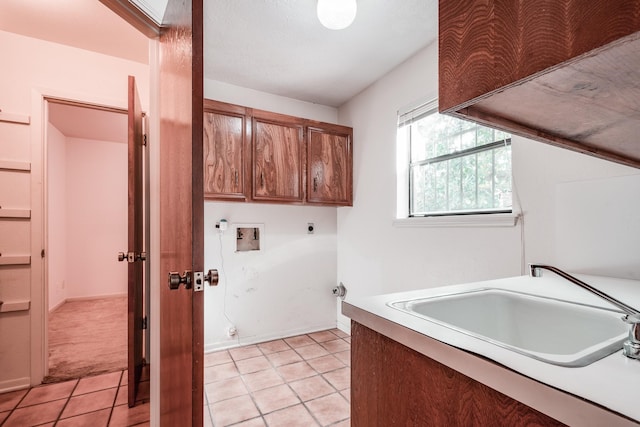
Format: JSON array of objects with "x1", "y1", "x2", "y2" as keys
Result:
[{"x1": 393, "y1": 213, "x2": 520, "y2": 228}]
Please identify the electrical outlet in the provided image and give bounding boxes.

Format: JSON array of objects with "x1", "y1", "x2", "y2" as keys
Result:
[{"x1": 227, "y1": 326, "x2": 237, "y2": 337}]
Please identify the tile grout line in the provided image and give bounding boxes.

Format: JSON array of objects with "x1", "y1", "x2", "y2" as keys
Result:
[
  {"x1": 207, "y1": 331, "x2": 350, "y2": 426},
  {"x1": 52, "y1": 377, "x2": 81, "y2": 425},
  {"x1": 105, "y1": 369, "x2": 125, "y2": 426}
]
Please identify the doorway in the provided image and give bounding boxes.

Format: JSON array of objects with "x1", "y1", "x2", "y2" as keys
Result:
[{"x1": 44, "y1": 100, "x2": 129, "y2": 382}]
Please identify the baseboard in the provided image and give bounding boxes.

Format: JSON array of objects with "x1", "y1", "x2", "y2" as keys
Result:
[
  {"x1": 49, "y1": 299, "x2": 66, "y2": 313},
  {"x1": 49, "y1": 293, "x2": 127, "y2": 313},
  {"x1": 204, "y1": 322, "x2": 344, "y2": 353},
  {"x1": 336, "y1": 319, "x2": 351, "y2": 335},
  {"x1": 0, "y1": 377, "x2": 30, "y2": 394},
  {"x1": 65, "y1": 293, "x2": 127, "y2": 302}
]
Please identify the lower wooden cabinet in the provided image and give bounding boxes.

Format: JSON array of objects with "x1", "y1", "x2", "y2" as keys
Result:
[
  {"x1": 351, "y1": 322, "x2": 566, "y2": 427},
  {"x1": 203, "y1": 99, "x2": 353, "y2": 206}
]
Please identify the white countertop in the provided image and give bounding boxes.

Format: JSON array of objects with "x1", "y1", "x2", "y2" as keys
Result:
[{"x1": 343, "y1": 273, "x2": 640, "y2": 426}]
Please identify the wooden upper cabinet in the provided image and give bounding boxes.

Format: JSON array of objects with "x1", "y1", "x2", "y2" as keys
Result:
[
  {"x1": 203, "y1": 100, "x2": 249, "y2": 201},
  {"x1": 203, "y1": 99, "x2": 353, "y2": 206},
  {"x1": 439, "y1": 0, "x2": 640, "y2": 169},
  {"x1": 307, "y1": 125, "x2": 353, "y2": 206},
  {"x1": 252, "y1": 112, "x2": 305, "y2": 203}
]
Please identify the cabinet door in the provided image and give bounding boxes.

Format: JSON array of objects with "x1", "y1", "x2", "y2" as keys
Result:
[
  {"x1": 203, "y1": 109, "x2": 247, "y2": 200},
  {"x1": 307, "y1": 126, "x2": 352, "y2": 206},
  {"x1": 253, "y1": 117, "x2": 304, "y2": 203}
]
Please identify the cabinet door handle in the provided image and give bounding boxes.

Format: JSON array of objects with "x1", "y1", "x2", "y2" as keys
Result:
[
  {"x1": 260, "y1": 172, "x2": 264, "y2": 187},
  {"x1": 313, "y1": 173, "x2": 320, "y2": 192},
  {"x1": 234, "y1": 170, "x2": 238, "y2": 186}
]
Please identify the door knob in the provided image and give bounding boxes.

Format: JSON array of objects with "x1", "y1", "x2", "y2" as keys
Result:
[
  {"x1": 168, "y1": 271, "x2": 192, "y2": 290},
  {"x1": 118, "y1": 251, "x2": 147, "y2": 262},
  {"x1": 204, "y1": 269, "x2": 219, "y2": 286}
]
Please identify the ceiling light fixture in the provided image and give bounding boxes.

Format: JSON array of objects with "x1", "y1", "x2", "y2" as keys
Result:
[{"x1": 317, "y1": 0, "x2": 357, "y2": 30}]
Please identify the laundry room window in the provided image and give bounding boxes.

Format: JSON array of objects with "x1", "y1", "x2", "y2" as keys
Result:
[{"x1": 397, "y1": 99, "x2": 512, "y2": 217}]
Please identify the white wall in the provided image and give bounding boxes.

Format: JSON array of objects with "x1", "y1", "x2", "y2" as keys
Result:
[
  {"x1": 336, "y1": 41, "x2": 640, "y2": 331},
  {"x1": 203, "y1": 203, "x2": 338, "y2": 350},
  {"x1": 203, "y1": 79, "x2": 341, "y2": 350},
  {"x1": 205, "y1": 79, "x2": 338, "y2": 123},
  {"x1": 47, "y1": 131, "x2": 127, "y2": 308},
  {"x1": 64, "y1": 137, "x2": 128, "y2": 299},
  {"x1": 47, "y1": 124, "x2": 67, "y2": 311},
  {"x1": 0, "y1": 29, "x2": 148, "y2": 390}
]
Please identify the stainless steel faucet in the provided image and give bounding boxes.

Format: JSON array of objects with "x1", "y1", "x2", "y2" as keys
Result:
[{"x1": 529, "y1": 264, "x2": 640, "y2": 360}]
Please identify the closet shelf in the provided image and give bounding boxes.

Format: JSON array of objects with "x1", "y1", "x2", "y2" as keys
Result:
[
  {"x1": 0, "y1": 300, "x2": 30, "y2": 313},
  {"x1": 0, "y1": 160, "x2": 31, "y2": 171},
  {"x1": 0, "y1": 209, "x2": 30, "y2": 219},
  {"x1": 0, "y1": 111, "x2": 30, "y2": 125},
  {"x1": 0, "y1": 256, "x2": 31, "y2": 266}
]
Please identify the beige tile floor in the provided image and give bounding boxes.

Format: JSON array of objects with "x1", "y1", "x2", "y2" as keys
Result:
[
  {"x1": 0, "y1": 367, "x2": 150, "y2": 426},
  {"x1": 204, "y1": 329, "x2": 351, "y2": 427},
  {"x1": 0, "y1": 329, "x2": 350, "y2": 426}
]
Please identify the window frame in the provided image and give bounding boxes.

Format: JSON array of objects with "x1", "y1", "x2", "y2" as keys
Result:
[{"x1": 397, "y1": 99, "x2": 515, "y2": 221}]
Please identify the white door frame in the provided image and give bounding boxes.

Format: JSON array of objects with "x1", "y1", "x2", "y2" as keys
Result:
[{"x1": 30, "y1": 89, "x2": 128, "y2": 385}]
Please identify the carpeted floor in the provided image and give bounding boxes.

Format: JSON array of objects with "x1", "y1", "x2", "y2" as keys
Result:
[{"x1": 45, "y1": 297, "x2": 127, "y2": 383}]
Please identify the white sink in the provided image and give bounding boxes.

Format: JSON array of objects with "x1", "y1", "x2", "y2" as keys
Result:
[{"x1": 389, "y1": 288, "x2": 628, "y2": 367}]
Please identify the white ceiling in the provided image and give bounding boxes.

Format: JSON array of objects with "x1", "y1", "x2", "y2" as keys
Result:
[
  {"x1": 0, "y1": 0, "x2": 149, "y2": 64},
  {"x1": 203, "y1": 0, "x2": 438, "y2": 106},
  {"x1": 1, "y1": 0, "x2": 438, "y2": 108},
  {"x1": 2, "y1": 0, "x2": 437, "y2": 145},
  {"x1": 48, "y1": 103, "x2": 127, "y2": 143}
]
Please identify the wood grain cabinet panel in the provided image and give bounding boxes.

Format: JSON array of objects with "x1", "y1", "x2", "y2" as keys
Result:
[
  {"x1": 202, "y1": 99, "x2": 353, "y2": 206},
  {"x1": 252, "y1": 114, "x2": 305, "y2": 203},
  {"x1": 439, "y1": 0, "x2": 640, "y2": 168},
  {"x1": 307, "y1": 125, "x2": 353, "y2": 206},
  {"x1": 203, "y1": 103, "x2": 249, "y2": 201},
  {"x1": 351, "y1": 321, "x2": 566, "y2": 427}
]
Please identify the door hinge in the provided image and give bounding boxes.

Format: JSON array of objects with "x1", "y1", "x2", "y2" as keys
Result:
[
  {"x1": 141, "y1": 316, "x2": 148, "y2": 330},
  {"x1": 41, "y1": 249, "x2": 45, "y2": 258},
  {"x1": 143, "y1": 134, "x2": 147, "y2": 147}
]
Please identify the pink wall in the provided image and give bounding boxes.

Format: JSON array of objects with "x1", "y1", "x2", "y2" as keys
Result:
[
  {"x1": 65, "y1": 137, "x2": 128, "y2": 299},
  {"x1": 0, "y1": 28, "x2": 149, "y2": 390},
  {"x1": 47, "y1": 124, "x2": 67, "y2": 311}
]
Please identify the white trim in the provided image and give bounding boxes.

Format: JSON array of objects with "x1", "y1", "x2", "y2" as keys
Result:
[
  {"x1": 0, "y1": 377, "x2": 31, "y2": 393},
  {"x1": 393, "y1": 213, "x2": 520, "y2": 228},
  {"x1": 0, "y1": 209, "x2": 31, "y2": 219},
  {"x1": 204, "y1": 323, "x2": 340, "y2": 353},
  {"x1": 48, "y1": 294, "x2": 127, "y2": 313},
  {"x1": 397, "y1": 97, "x2": 437, "y2": 127},
  {"x1": 30, "y1": 88, "x2": 45, "y2": 386},
  {"x1": 64, "y1": 293, "x2": 127, "y2": 302},
  {"x1": 0, "y1": 111, "x2": 30, "y2": 125},
  {"x1": 0, "y1": 160, "x2": 30, "y2": 171},
  {"x1": 129, "y1": 0, "x2": 167, "y2": 25},
  {"x1": 0, "y1": 300, "x2": 30, "y2": 313},
  {"x1": 0, "y1": 255, "x2": 31, "y2": 265},
  {"x1": 148, "y1": 37, "x2": 160, "y2": 427},
  {"x1": 30, "y1": 88, "x2": 129, "y2": 387}
]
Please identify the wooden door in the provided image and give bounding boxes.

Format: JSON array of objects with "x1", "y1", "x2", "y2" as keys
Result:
[
  {"x1": 252, "y1": 113, "x2": 304, "y2": 203},
  {"x1": 159, "y1": 0, "x2": 204, "y2": 425},
  {"x1": 127, "y1": 76, "x2": 145, "y2": 407},
  {"x1": 307, "y1": 126, "x2": 352, "y2": 206},
  {"x1": 203, "y1": 101, "x2": 249, "y2": 201}
]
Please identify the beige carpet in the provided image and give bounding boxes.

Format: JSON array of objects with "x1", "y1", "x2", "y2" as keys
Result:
[{"x1": 45, "y1": 297, "x2": 127, "y2": 383}]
